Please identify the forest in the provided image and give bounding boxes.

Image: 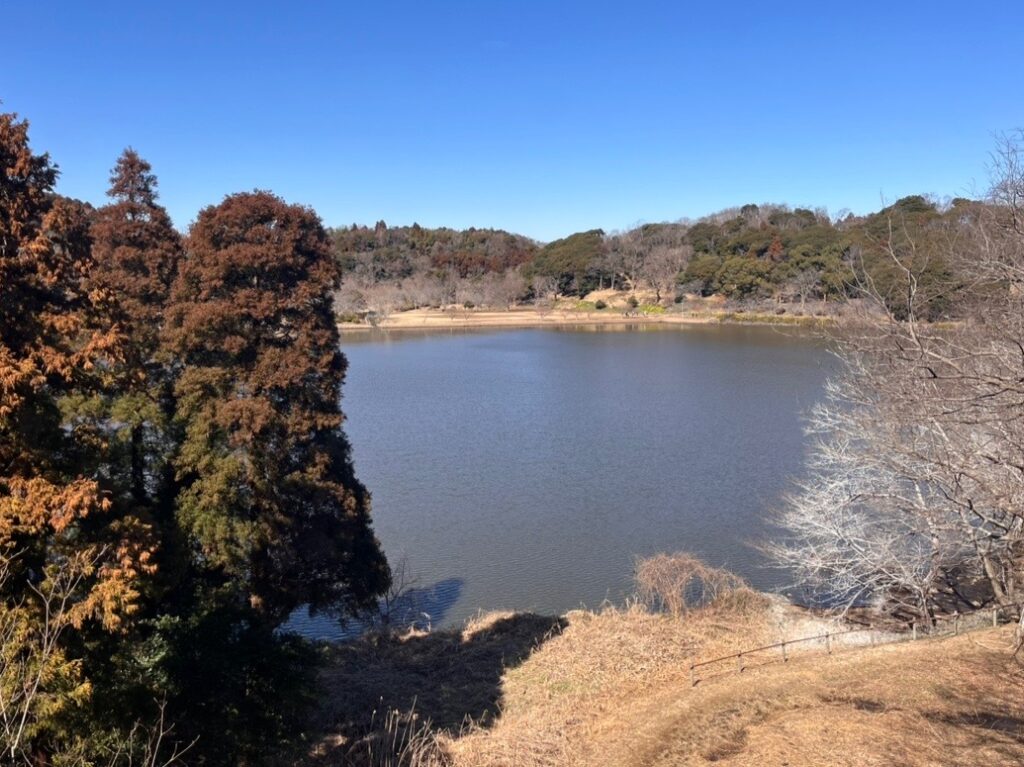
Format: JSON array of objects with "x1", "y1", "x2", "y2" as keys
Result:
[{"x1": 332, "y1": 195, "x2": 970, "y2": 323}]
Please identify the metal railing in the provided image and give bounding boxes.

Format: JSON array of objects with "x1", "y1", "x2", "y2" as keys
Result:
[{"x1": 688, "y1": 601, "x2": 1022, "y2": 687}]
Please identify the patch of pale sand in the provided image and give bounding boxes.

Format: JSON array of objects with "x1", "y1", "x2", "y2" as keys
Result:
[
  {"x1": 338, "y1": 307, "x2": 722, "y2": 332},
  {"x1": 581, "y1": 288, "x2": 659, "y2": 306},
  {"x1": 762, "y1": 595, "x2": 897, "y2": 651}
]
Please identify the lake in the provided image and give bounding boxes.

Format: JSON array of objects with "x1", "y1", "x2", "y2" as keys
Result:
[{"x1": 290, "y1": 324, "x2": 835, "y2": 639}]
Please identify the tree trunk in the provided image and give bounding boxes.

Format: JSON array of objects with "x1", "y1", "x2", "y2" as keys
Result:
[{"x1": 131, "y1": 422, "x2": 145, "y2": 503}]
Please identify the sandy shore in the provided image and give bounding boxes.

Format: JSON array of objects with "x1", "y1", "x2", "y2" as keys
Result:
[{"x1": 337, "y1": 306, "x2": 831, "y2": 332}]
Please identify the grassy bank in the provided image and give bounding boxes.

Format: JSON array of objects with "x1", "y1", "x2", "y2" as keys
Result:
[{"x1": 302, "y1": 595, "x2": 1023, "y2": 766}]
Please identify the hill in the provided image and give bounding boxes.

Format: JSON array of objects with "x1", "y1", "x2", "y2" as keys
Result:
[{"x1": 331, "y1": 196, "x2": 979, "y2": 323}]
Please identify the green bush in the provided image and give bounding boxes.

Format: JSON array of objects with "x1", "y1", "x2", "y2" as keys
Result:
[
  {"x1": 627, "y1": 295, "x2": 639, "y2": 309},
  {"x1": 594, "y1": 299, "x2": 607, "y2": 310}
]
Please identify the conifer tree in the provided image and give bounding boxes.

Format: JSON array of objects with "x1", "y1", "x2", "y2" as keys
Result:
[
  {"x1": 0, "y1": 112, "x2": 155, "y2": 759},
  {"x1": 165, "y1": 191, "x2": 389, "y2": 623},
  {"x1": 88, "y1": 149, "x2": 183, "y2": 507}
]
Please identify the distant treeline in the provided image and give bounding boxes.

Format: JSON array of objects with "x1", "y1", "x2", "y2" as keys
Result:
[{"x1": 332, "y1": 195, "x2": 977, "y2": 321}]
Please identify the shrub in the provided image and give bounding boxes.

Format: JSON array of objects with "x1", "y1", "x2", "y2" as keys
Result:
[
  {"x1": 627, "y1": 295, "x2": 639, "y2": 309},
  {"x1": 594, "y1": 299, "x2": 607, "y2": 310},
  {"x1": 633, "y1": 553, "x2": 764, "y2": 618}
]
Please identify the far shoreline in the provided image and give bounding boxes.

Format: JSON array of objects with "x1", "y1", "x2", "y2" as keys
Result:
[{"x1": 337, "y1": 305, "x2": 835, "y2": 333}]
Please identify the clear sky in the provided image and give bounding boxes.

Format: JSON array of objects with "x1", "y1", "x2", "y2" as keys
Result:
[{"x1": 4, "y1": 1, "x2": 1022, "y2": 241}]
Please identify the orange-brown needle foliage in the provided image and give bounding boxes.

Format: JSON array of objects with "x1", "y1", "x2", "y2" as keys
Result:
[
  {"x1": 166, "y1": 191, "x2": 389, "y2": 623},
  {"x1": 87, "y1": 149, "x2": 183, "y2": 506},
  {"x1": 0, "y1": 112, "x2": 156, "y2": 757}
]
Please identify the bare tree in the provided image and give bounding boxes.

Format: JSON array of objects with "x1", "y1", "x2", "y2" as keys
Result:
[
  {"x1": 531, "y1": 275, "x2": 558, "y2": 314},
  {"x1": 333, "y1": 283, "x2": 367, "y2": 317},
  {"x1": 643, "y1": 244, "x2": 692, "y2": 303},
  {"x1": 479, "y1": 269, "x2": 526, "y2": 309},
  {"x1": 766, "y1": 377, "x2": 973, "y2": 623},
  {"x1": 400, "y1": 272, "x2": 444, "y2": 309},
  {"x1": 363, "y1": 282, "x2": 406, "y2": 325},
  {"x1": 771, "y1": 134, "x2": 1024, "y2": 643},
  {"x1": 783, "y1": 268, "x2": 821, "y2": 311},
  {"x1": 609, "y1": 226, "x2": 647, "y2": 294}
]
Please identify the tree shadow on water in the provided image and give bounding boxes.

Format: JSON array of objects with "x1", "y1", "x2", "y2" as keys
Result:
[
  {"x1": 375, "y1": 577, "x2": 465, "y2": 632},
  {"x1": 313, "y1": 606, "x2": 567, "y2": 758},
  {"x1": 284, "y1": 579, "x2": 465, "y2": 641}
]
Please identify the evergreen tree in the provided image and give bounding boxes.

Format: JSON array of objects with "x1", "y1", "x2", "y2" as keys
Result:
[
  {"x1": 154, "y1": 191, "x2": 389, "y2": 760},
  {"x1": 166, "y1": 190, "x2": 390, "y2": 622},
  {"x1": 0, "y1": 112, "x2": 155, "y2": 760},
  {"x1": 88, "y1": 149, "x2": 184, "y2": 507}
]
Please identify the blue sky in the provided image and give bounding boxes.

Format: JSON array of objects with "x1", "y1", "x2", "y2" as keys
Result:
[{"x1": 4, "y1": 1, "x2": 1022, "y2": 241}]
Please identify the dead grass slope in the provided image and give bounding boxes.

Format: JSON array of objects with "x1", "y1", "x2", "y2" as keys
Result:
[
  {"x1": 312, "y1": 601, "x2": 1023, "y2": 766},
  {"x1": 581, "y1": 625, "x2": 1024, "y2": 767}
]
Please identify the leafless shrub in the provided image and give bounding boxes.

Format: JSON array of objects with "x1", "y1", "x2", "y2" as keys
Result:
[
  {"x1": 633, "y1": 554, "x2": 762, "y2": 618},
  {"x1": 99, "y1": 702, "x2": 196, "y2": 767}
]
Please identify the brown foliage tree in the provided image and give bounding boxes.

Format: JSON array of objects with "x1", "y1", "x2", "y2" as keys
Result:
[
  {"x1": 166, "y1": 191, "x2": 389, "y2": 623},
  {"x1": 0, "y1": 112, "x2": 156, "y2": 756},
  {"x1": 88, "y1": 149, "x2": 184, "y2": 506}
]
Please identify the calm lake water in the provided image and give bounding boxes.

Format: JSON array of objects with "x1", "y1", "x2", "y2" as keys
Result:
[{"x1": 291, "y1": 325, "x2": 835, "y2": 639}]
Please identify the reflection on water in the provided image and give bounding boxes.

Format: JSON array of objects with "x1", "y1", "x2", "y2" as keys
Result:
[{"x1": 293, "y1": 325, "x2": 834, "y2": 640}]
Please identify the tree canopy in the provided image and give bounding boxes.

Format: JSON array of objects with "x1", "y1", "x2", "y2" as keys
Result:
[{"x1": 0, "y1": 113, "x2": 390, "y2": 764}]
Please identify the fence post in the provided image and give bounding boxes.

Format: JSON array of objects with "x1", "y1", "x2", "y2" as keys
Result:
[
  {"x1": 954, "y1": 615, "x2": 960, "y2": 636},
  {"x1": 781, "y1": 640, "x2": 788, "y2": 663},
  {"x1": 689, "y1": 663, "x2": 696, "y2": 687},
  {"x1": 993, "y1": 607, "x2": 999, "y2": 628},
  {"x1": 737, "y1": 653, "x2": 743, "y2": 673},
  {"x1": 825, "y1": 632, "x2": 831, "y2": 654},
  {"x1": 912, "y1": 622, "x2": 917, "y2": 641}
]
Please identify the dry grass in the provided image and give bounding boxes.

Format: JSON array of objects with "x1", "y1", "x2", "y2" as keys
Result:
[
  {"x1": 306, "y1": 589, "x2": 1022, "y2": 766},
  {"x1": 586, "y1": 626, "x2": 1024, "y2": 767},
  {"x1": 633, "y1": 554, "x2": 768, "y2": 618},
  {"x1": 306, "y1": 612, "x2": 566, "y2": 764},
  {"x1": 446, "y1": 602, "x2": 780, "y2": 767}
]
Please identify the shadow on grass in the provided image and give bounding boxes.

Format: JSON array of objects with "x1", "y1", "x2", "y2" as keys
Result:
[{"x1": 311, "y1": 611, "x2": 566, "y2": 758}]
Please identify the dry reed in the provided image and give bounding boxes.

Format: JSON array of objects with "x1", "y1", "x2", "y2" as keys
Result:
[{"x1": 633, "y1": 553, "x2": 767, "y2": 618}]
